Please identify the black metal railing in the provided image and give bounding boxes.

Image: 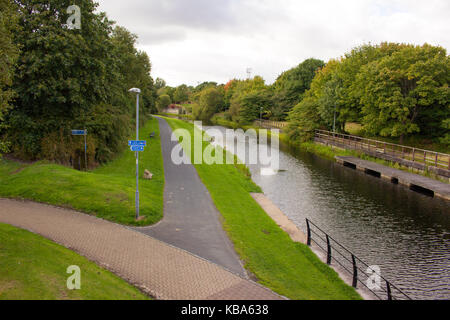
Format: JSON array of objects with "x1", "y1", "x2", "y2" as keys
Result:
[{"x1": 306, "y1": 219, "x2": 412, "y2": 300}]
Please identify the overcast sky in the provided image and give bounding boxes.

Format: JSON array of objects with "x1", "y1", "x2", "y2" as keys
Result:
[{"x1": 96, "y1": 0, "x2": 450, "y2": 87}]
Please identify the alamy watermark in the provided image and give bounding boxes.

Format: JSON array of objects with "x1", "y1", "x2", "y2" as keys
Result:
[
  {"x1": 66, "y1": 5, "x2": 81, "y2": 30},
  {"x1": 66, "y1": 265, "x2": 81, "y2": 290},
  {"x1": 366, "y1": 265, "x2": 382, "y2": 291},
  {"x1": 170, "y1": 121, "x2": 280, "y2": 174}
]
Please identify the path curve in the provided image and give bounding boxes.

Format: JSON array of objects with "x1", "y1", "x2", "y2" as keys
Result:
[
  {"x1": 0, "y1": 199, "x2": 283, "y2": 300},
  {"x1": 135, "y1": 117, "x2": 246, "y2": 277}
]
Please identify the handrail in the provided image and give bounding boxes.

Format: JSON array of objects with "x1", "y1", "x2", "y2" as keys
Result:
[
  {"x1": 256, "y1": 120, "x2": 288, "y2": 129},
  {"x1": 315, "y1": 130, "x2": 450, "y2": 170},
  {"x1": 306, "y1": 218, "x2": 412, "y2": 300}
]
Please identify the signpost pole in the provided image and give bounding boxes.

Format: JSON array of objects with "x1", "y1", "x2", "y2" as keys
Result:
[
  {"x1": 135, "y1": 93, "x2": 140, "y2": 220},
  {"x1": 84, "y1": 129, "x2": 87, "y2": 171},
  {"x1": 129, "y1": 88, "x2": 141, "y2": 221}
]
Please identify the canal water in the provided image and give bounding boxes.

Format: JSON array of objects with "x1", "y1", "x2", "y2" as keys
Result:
[{"x1": 203, "y1": 125, "x2": 450, "y2": 300}]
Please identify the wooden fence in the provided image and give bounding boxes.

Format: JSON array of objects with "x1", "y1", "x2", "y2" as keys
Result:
[{"x1": 255, "y1": 120, "x2": 288, "y2": 129}]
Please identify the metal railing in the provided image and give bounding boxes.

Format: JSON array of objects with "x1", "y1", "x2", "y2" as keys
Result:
[
  {"x1": 255, "y1": 120, "x2": 288, "y2": 129},
  {"x1": 315, "y1": 130, "x2": 450, "y2": 170},
  {"x1": 306, "y1": 219, "x2": 412, "y2": 300}
]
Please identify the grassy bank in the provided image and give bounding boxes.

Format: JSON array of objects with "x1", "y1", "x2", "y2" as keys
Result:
[
  {"x1": 164, "y1": 117, "x2": 361, "y2": 300},
  {"x1": 0, "y1": 223, "x2": 149, "y2": 300},
  {"x1": 0, "y1": 117, "x2": 164, "y2": 226}
]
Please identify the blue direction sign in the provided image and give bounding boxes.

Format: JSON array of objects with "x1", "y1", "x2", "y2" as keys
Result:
[
  {"x1": 128, "y1": 140, "x2": 147, "y2": 147},
  {"x1": 72, "y1": 130, "x2": 86, "y2": 136},
  {"x1": 130, "y1": 145, "x2": 145, "y2": 152}
]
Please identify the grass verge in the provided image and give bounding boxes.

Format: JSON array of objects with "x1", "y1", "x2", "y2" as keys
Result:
[
  {"x1": 0, "y1": 223, "x2": 149, "y2": 300},
  {"x1": 163, "y1": 117, "x2": 361, "y2": 300},
  {"x1": 0, "y1": 117, "x2": 164, "y2": 226}
]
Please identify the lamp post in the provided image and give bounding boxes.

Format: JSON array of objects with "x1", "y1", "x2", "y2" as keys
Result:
[
  {"x1": 129, "y1": 88, "x2": 141, "y2": 220},
  {"x1": 333, "y1": 105, "x2": 336, "y2": 134}
]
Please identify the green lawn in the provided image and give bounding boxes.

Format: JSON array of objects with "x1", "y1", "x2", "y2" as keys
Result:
[
  {"x1": 0, "y1": 117, "x2": 164, "y2": 226},
  {"x1": 0, "y1": 223, "x2": 149, "y2": 300},
  {"x1": 164, "y1": 117, "x2": 361, "y2": 300}
]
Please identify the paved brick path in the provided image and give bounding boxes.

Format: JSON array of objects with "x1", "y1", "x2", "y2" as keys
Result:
[
  {"x1": 0, "y1": 199, "x2": 283, "y2": 300},
  {"x1": 136, "y1": 118, "x2": 246, "y2": 277}
]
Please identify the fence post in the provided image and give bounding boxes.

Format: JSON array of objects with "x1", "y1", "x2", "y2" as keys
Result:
[
  {"x1": 386, "y1": 281, "x2": 392, "y2": 300},
  {"x1": 351, "y1": 254, "x2": 358, "y2": 288},
  {"x1": 412, "y1": 148, "x2": 415, "y2": 162},
  {"x1": 326, "y1": 235, "x2": 332, "y2": 265},
  {"x1": 435, "y1": 153, "x2": 438, "y2": 168},
  {"x1": 306, "y1": 219, "x2": 311, "y2": 246}
]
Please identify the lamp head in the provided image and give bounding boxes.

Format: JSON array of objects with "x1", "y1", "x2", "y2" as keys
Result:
[{"x1": 128, "y1": 88, "x2": 141, "y2": 94}]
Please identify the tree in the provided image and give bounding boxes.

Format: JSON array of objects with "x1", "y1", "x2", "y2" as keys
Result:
[
  {"x1": 193, "y1": 81, "x2": 217, "y2": 93},
  {"x1": 316, "y1": 61, "x2": 345, "y2": 132},
  {"x1": 173, "y1": 84, "x2": 189, "y2": 103},
  {"x1": 0, "y1": 0, "x2": 19, "y2": 154},
  {"x1": 193, "y1": 88, "x2": 223, "y2": 123},
  {"x1": 229, "y1": 76, "x2": 266, "y2": 123},
  {"x1": 272, "y1": 58, "x2": 325, "y2": 117},
  {"x1": 359, "y1": 44, "x2": 449, "y2": 143},
  {"x1": 5, "y1": 0, "x2": 156, "y2": 163},
  {"x1": 239, "y1": 89, "x2": 272, "y2": 123},
  {"x1": 157, "y1": 94, "x2": 171, "y2": 113},
  {"x1": 154, "y1": 77, "x2": 166, "y2": 90},
  {"x1": 287, "y1": 97, "x2": 323, "y2": 142}
]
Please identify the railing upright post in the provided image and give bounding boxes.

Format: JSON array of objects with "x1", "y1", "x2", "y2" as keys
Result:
[
  {"x1": 306, "y1": 219, "x2": 311, "y2": 246},
  {"x1": 386, "y1": 281, "x2": 392, "y2": 300},
  {"x1": 351, "y1": 254, "x2": 358, "y2": 288},
  {"x1": 326, "y1": 235, "x2": 332, "y2": 265},
  {"x1": 435, "y1": 153, "x2": 438, "y2": 168},
  {"x1": 412, "y1": 148, "x2": 415, "y2": 162}
]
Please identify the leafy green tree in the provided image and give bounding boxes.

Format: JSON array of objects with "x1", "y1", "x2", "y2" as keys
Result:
[
  {"x1": 272, "y1": 58, "x2": 325, "y2": 117},
  {"x1": 239, "y1": 89, "x2": 272, "y2": 123},
  {"x1": 0, "y1": 0, "x2": 19, "y2": 154},
  {"x1": 193, "y1": 88, "x2": 223, "y2": 123},
  {"x1": 173, "y1": 84, "x2": 189, "y2": 103},
  {"x1": 157, "y1": 86, "x2": 175, "y2": 101},
  {"x1": 157, "y1": 94, "x2": 171, "y2": 113},
  {"x1": 193, "y1": 81, "x2": 217, "y2": 93},
  {"x1": 154, "y1": 77, "x2": 166, "y2": 90},
  {"x1": 359, "y1": 44, "x2": 449, "y2": 143},
  {"x1": 316, "y1": 61, "x2": 345, "y2": 131},
  {"x1": 6, "y1": 0, "x2": 156, "y2": 163},
  {"x1": 287, "y1": 97, "x2": 323, "y2": 142},
  {"x1": 337, "y1": 42, "x2": 409, "y2": 125},
  {"x1": 229, "y1": 76, "x2": 266, "y2": 123}
]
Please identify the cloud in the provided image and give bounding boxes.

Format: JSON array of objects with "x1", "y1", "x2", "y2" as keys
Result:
[{"x1": 97, "y1": 0, "x2": 450, "y2": 86}]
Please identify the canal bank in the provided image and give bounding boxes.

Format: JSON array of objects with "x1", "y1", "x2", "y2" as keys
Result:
[
  {"x1": 200, "y1": 122, "x2": 450, "y2": 300},
  {"x1": 335, "y1": 156, "x2": 450, "y2": 201}
]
